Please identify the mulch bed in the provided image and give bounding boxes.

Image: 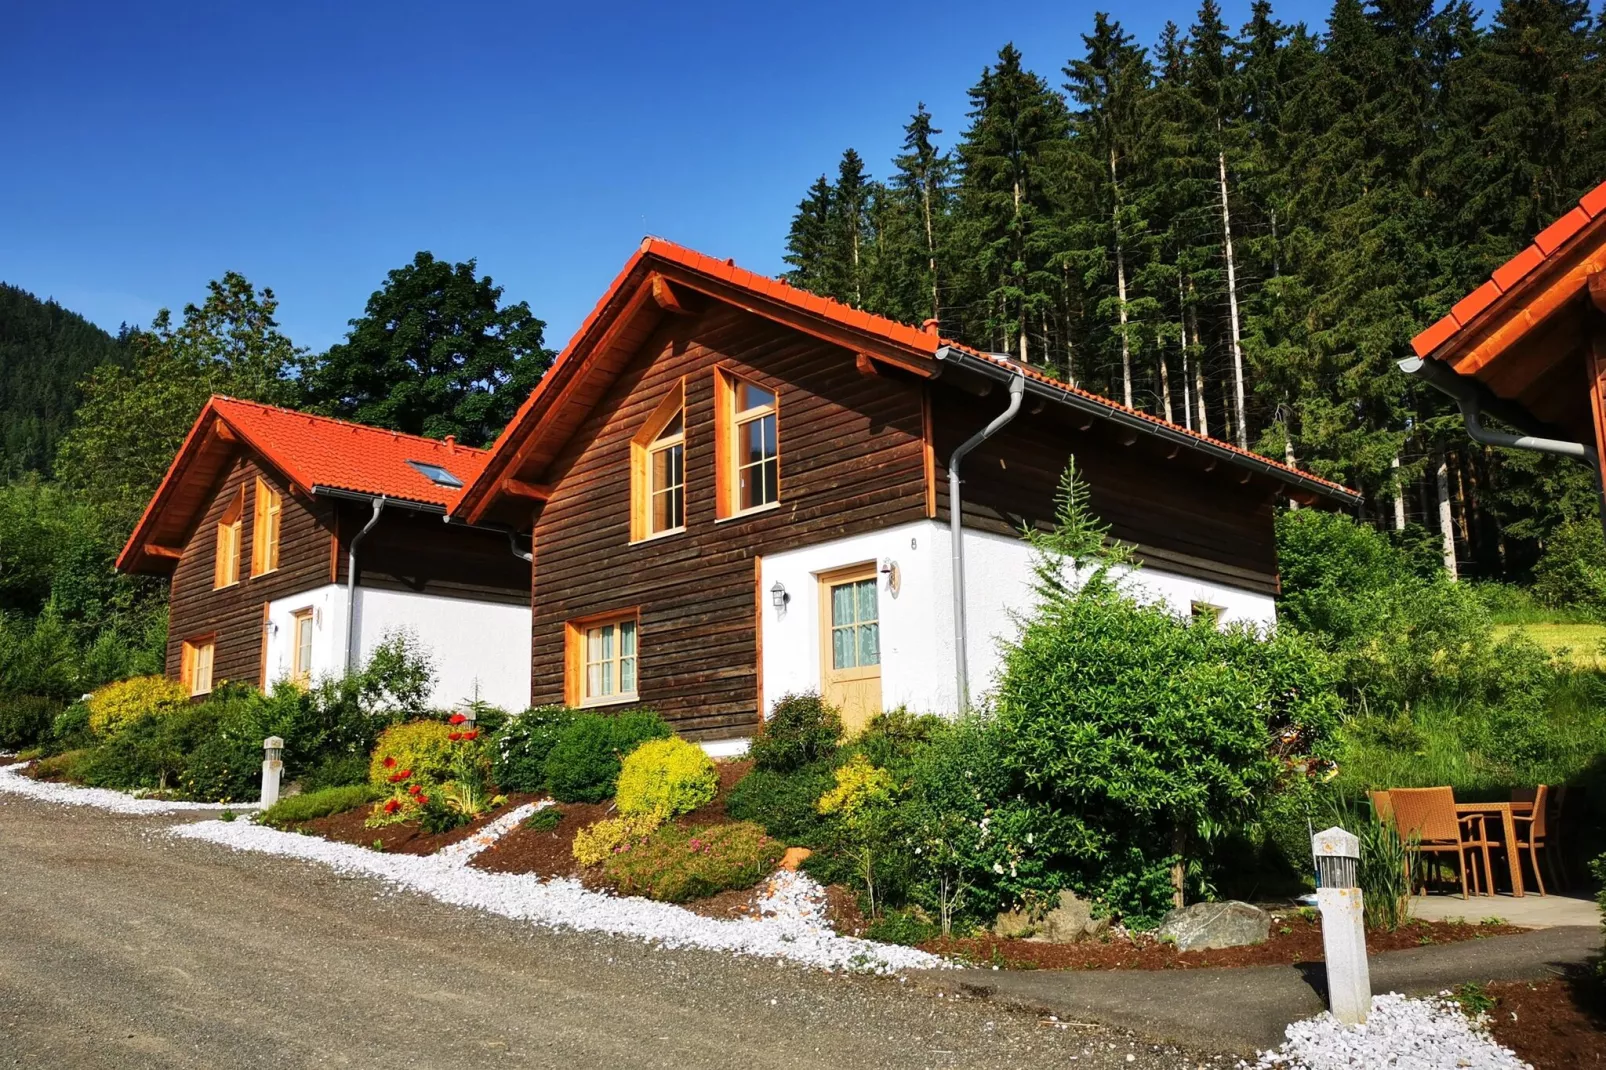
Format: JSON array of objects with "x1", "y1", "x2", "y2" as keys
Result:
[
  {"x1": 468, "y1": 799, "x2": 614, "y2": 878},
  {"x1": 1483, "y1": 973, "x2": 1606, "y2": 1069},
  {"x1": 292, "y1": 793, "x2": 539, "y2": 856},
  {"x1": 922, "y1": 915, "x2": 1529, "y2": 970}
]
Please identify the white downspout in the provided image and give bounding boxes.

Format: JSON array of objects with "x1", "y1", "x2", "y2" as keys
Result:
[
  {"x1": 948, "y1": 372, "x2": 1026, "y2": 713},
  {"x1": 344, "y1": 496, "x2": 386, "y2": 674}
]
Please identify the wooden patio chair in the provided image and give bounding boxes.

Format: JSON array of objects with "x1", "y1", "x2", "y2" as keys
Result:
[
  {"x1": 1510, "y1": 784, "x2": 1557, "y2": 896},
  {"x1": 1369, "y1": 790, "x2": 1393, "y2": 823},
  {"x1": 1389, "y1": 787, "x2": 1493, "y2": 899}
]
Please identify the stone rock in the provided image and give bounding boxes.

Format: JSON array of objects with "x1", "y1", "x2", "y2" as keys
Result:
[
  {"x1": 779, "y1": 847, "x2": 812, "y2": 871},
  {"x1": 992, "y1": 906, "x2": 1038, "y2": 940},
  {"x1": 1035, "y1": 891, "x2": 1096, "y2": 943},
  {"x1": 1156, "y1": 900, "x2": 1270, "y2": 952}
]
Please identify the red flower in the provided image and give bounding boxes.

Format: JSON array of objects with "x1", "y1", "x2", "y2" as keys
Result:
[
  {"x1": 383, "y1": 799, "x2": 400, "y2": 814},
  {"x1": 388, "y1": 772, "x2": 407, "y2": 783},
  {"x1": 462, "y1": 730, "x2": 479, "y2": 741},
  {"x1": 383, "y1": 756, "x2": 397, "y2": 769},
  {"x1": 417, "y1": 795, "x2": 429, "y2": 806},
  {"x1": 448, "y1": 732, "x2": 462, "y2": 742},
  {"x1": 399, "y1": 770, "x2": 412, "y2": 780},
  {"x1": 408, "y1": 784, "x2": 421, "y2": 796},
  {"x1": 448, "y1": 713, "x2": 467, "y2": 726}
]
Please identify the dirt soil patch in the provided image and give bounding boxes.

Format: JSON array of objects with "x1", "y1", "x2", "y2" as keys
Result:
[
  {"x1": 293, "y1": 793, "x2": 539, "y2": 856},
  {"x1": 469, "y1": 800, "x2": 614, "y2": 878},
  {"x1": 923, "y1": 915, "x2": 1528, "y2": 970},
  {"x1": 1483, "y1": 973, "x2": 1606, "y2": 1069}
]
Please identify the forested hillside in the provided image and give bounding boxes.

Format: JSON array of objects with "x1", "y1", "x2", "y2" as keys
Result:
[
  {"x1": 0, "y1": 284, "x2": 127, "y2": 479},
  {"x1": 780, "y1": 0, "x2": 1606, "y2": 580}
]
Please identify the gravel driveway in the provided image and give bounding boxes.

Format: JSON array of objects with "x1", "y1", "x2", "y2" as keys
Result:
[{"x1": 0, "y1": 795, "x2": 1217, "y2": 1069}]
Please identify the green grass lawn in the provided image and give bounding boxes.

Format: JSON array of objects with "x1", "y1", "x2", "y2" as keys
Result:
[{"x1": 1493, "y1": 621, "x2": 1606, "y2": 669}]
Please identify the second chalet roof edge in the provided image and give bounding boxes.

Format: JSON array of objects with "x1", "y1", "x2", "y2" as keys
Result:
[{"x1": 453, "y1": 238, "x2": 1360, "y2": 519}]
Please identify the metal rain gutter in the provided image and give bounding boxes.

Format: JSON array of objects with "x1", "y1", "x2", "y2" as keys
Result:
[
  {"x1": 342, "y1": 495, "x2": 386, "y2": 674},
  {"x1": 1396, "y1": 357, "x2": 1597, "y2": 467},
  {"x1": 946, "y1": 368, "x2": 1025, "y2": 713},
  {"x1": 933, "y1": 346, "x2": 1363, "y2": 507}
]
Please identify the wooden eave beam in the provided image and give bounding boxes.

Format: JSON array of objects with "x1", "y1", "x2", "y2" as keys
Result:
[
  {"x1": 855, "y1": 352, "x2": 883, "y2": 377},
  {"x1": 144, "y1": 543, "x2": 183, "y2": 560},
  {"x1": 502, "y1": 478, "x2": 553, "y2": 502},
  {"x1": 1590, "y1": 271, "x2": 1606, "y2": 313},
  {"x1": 660, "y1": 267, "x2": 936, "y2": 379},
  {"x1": 650, "y1": 274, "x2": 695, "y2": 315}
]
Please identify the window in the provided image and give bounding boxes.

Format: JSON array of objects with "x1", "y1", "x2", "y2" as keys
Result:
[
  {"x1": 180, "y1": 636, "x2": 215, "y2": 697},
  {"x1": 252, "y1": 478, "x2": 281, "y2": 576},
  {"x1": 406, "y1": 460, "x2": 463, "y2": 488},
  {"x1": 629, "y1": 381, "x2": 686, "y2": 541},
  {"x1": 565, "y1": 610, "x2": 639, "y2": 706},
  {"x1": 716, "y1": 370, "x2": 778, "y2": 517},
  {"x1": 827, "y1": 576, "x2": 880, "y2": 671},
  {"x1": 1191, "y1": 601, "x2": 1224, "y2": 626},
  {"x1": 214, "y1": 489, "x2": 243, "y2": 588},
  {"x1": 291, "y1": 608, "x2": 314, "y2": 683}
]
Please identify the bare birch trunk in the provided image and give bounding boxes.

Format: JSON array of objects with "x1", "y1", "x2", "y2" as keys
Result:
[
  {"x1": 1218, "y1": 147, "x2": 1248, "y2": 449},
  {"x1": 1284, "y1": 425, "x2": 1299, "y2": 509},
  {"x1": 1111, "y1": 148, "x2": 1132, "y2": 409},
  {"x1": 1392, "y1": 455, "x2": 1407, "y2": 531},
  {"x1": 921, "y1": 176, "x2": 939, "y2": 325},
  {"x1": 1188, "y1": 282, "x2": 1208, "y2": 437},
  {"x1": 1436, "y1": 447, "x2": 1458, "y2": 579},
  {"x1": 1159, "y1": 354, "x2": 1173, "y2": 423},
  {"x1": 1179, "y1": 277, "x2": 1193, "y2": 431}
]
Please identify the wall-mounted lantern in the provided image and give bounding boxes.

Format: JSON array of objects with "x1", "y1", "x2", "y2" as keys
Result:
[
  {"x1": 770, "y1": 581, "x2": 789, "y2": 610},
  {"x1": 880, "y1": 559, "x2": 901, "y2": 598}
]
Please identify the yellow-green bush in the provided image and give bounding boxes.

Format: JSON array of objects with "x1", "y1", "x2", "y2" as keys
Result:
[
  {"x1": 86, "y1": 676, "x2": 188, "y2": 736},
  {"x1": 616, "y1": 736, "x2": 717, "y2": 819},
  {"x1": 572, "y1": 812, "x2": 662, "y2": 867},
  {"x1": 367, "y1": 720, "x2": 455, "y2": 788}
]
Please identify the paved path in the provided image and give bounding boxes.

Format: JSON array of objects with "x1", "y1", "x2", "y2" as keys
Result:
[
  {"x1": 0, "y1": 795, "x2": 1211, "y2": 1070},
  {"x1": 1410, "y1": 891, "x2": 1599, "y2": 927},
  {"x1": 909, "y1": 925, "x2": 1602, "y2": 1055}
]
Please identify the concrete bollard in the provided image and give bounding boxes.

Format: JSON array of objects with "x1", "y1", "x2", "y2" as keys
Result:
[
  {"x1": 1312, "y1": 826, "x2": 1371, "y2": 1025},
  {"x1": 261, "y1": 736, "x2": 284, "y2": 809}
]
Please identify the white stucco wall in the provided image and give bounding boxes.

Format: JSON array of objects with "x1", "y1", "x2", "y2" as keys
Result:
[
  {"x1": 759, "y1": 520, "x2": 1277, "y2": 718},
  {"x1": 264, "y1": 583, "x2": 532, "y2": 712}
]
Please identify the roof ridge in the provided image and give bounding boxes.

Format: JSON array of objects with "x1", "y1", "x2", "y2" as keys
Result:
[{"x1": 211, "y1": 395, "x2": 489, "y2": 453}]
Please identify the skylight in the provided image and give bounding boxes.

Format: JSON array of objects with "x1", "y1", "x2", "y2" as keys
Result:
[{"x1": 407, "y1": 460, "x2": 463, "y2": 489}]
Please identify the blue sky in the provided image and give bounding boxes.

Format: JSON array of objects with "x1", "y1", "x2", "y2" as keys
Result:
[{"x1": 1, "y1": 0, "x2": 1331, "y2": 354}]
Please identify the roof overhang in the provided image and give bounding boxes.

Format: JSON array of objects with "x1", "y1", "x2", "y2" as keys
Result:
[{"x1": 455, "y1": 238, "x2": 1359, "y2": 525}]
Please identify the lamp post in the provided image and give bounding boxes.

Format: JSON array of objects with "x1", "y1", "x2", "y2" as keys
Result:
[
  {"x1": 1312, "y1": 826, "x2": 1371, "y2": 1025},
  {"x1": 261, "y1": 736, "x2": 284, "y2": 809}
]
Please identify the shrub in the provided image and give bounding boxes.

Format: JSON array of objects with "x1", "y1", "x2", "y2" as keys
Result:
[
  {"x1": 85, "y1": 675, "x2": 188, "y2": 736},
  {"x1": 816, "y1": 753, "x2": 901, "y2": 916},
  {"x1": 750, "y1": 692, "x2": 841, "y2": 772},
  {"x1": 257, "y1": 784, "x2": 379, "y2": 828},
  {"x1": 853, "y1": 707, "x2": 947, "y2": 774},
  {"x1": 601, "y1": 821, "x2": 784, "y2": 902},
  {"x1": 725, "y1": 761, "x2": 838, "y2": 844},
  {"x1": 45, "y1": 702, "x2": 92, "y2": 755},
  {"x1": 523, "y1": 806, "x2": 563, "y2": 832},
  {"x1": 301, "y1": 753, "x2": 371, "y2": 792},
  {"x1": 419, "y1": 795, "x2": 470, "y2": 834},
  {"x1": 863, "y1": 908, "x2": 941, "y2": 946},
  {"x1": 32, "y1": 748, "x2": 89, "y2": 781},
  {"x1": 572, "y1": 812, "x2": 662, "y2": 866},
  {"x1": 616, "y1": 736, "x2": 717, "y2": 819},
  {"x1": 1534, "y1": 520, "x2": 1606, "y2": 609},
  {"x1": 368, "y1": 720, "x2": 455, "y2": 788},
  {"x1": 491, "y1": 705, "x2": 575, "y2": 793},
  {"x1": 0, "y1": 695, "x2": 61, "y2": 749},
  {"x1": 544, "y1": 709, "x2": 670, "y2": 803}
]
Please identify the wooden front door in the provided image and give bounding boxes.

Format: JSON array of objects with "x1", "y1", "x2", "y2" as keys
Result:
[{"x1": 819, "y1": 563, "x2": 881, "y2": 733}]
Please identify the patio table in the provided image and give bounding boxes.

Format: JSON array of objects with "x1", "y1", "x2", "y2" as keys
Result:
[{"x1": 1454, "y1": 801, "x2": 1526, "y2": 897}]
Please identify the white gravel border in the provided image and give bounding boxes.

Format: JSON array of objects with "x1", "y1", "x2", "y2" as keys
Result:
[
  {"x1": 172, "y1": 814, "x2": 943, "y2": 973},
  {"x1": 1242, "y1": 992, "x2": 1531, "y2": 1069},
  {"x1": 0, "y1": 761, "x2": 255, "y2": 814}
]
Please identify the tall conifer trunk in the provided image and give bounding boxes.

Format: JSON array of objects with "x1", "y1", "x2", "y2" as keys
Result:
[
  {"x1": 1436, "y1": 446, "x2": 1458, "y2": 579},
  {"x1": 921, "y1": 173, "x2": 939, "y2": 325},
  {"x1": 1187, "y1": 280, "x2": 1207, "y2": 437},
  {"x1": 1179, "y1": 277, "x2": 1193, "y2": 431},
  {"x1": 1392, "y1": 455, "x2": 1407, "y2": 531},
  {"x1": 1111, "y1": 148, "x2": 1133, "y2": 408},
  {"x1": 1218, "y1": 147, "x2": 1248, "y2": 448}
]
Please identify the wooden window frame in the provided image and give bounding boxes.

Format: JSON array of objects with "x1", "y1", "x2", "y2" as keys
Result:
[
  {"x1": 291, "y1": 608, "x2": 315, "y2": 684},
  {"x1": 251, "y1": 477, "x2": 281, "y2": 577},
  {"x1": 1191, "y1": 601, "x2": 1225, "y2": 626},
  {"x1": 629, "y1": 379, "x2": 687, "y2": 542},
  {"x1": 715, "y1": 368, "x2": 780, "y2": 520},
  {"x1": 214, "y1": 489, "x2": 243, "y2": 589},
  {"x1": 180, "y1": 634, "x2": 216, "y2": 697},
  {"x1": 563, "y1": 608, "x2": 641, "y2": 708},
  {"x1": 817, "y1": 562, "x2": 881, "y2": 683}
]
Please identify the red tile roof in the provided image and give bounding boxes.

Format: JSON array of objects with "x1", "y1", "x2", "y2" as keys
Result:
[
  {"x1": 117, "y1": 397, "x2": 488, "y2": 572},
  {"x1": 1411, "y1": 178, "x2": 1606, "y2": 359},
  {"x1": 461, "y1": 237, "x2": 1356, "y2": 516}
]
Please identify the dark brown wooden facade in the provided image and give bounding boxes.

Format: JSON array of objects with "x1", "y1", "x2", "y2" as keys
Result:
[
  {"x1": 524, "y1": 301, "x2": 1288, "y2": 739},
  {"x1": 165, "y1": 454, "x2": 529, "y2": 690}
]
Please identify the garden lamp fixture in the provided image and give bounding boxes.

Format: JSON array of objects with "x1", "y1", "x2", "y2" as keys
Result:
[
  {"x1": 1312, "y1": 826, "x2": 1370, "y2": 1025},
  {"x1": 770, "y1": 581, "x2": 788, "y2": 610},
  {"x1": 261, "y1": 736, "x2": 285, "y2": 809}
]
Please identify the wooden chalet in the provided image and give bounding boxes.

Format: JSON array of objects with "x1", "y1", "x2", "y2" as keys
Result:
[
  {"x1": 117, "y1": 398, "x2": 531, "y2": 709},
  {"x1": 1404, "y1": 179, "x2": 1606, "y2": 530},
  {"x1": 454, "y1": 239, "x2": 1359, "y2": 748}
]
